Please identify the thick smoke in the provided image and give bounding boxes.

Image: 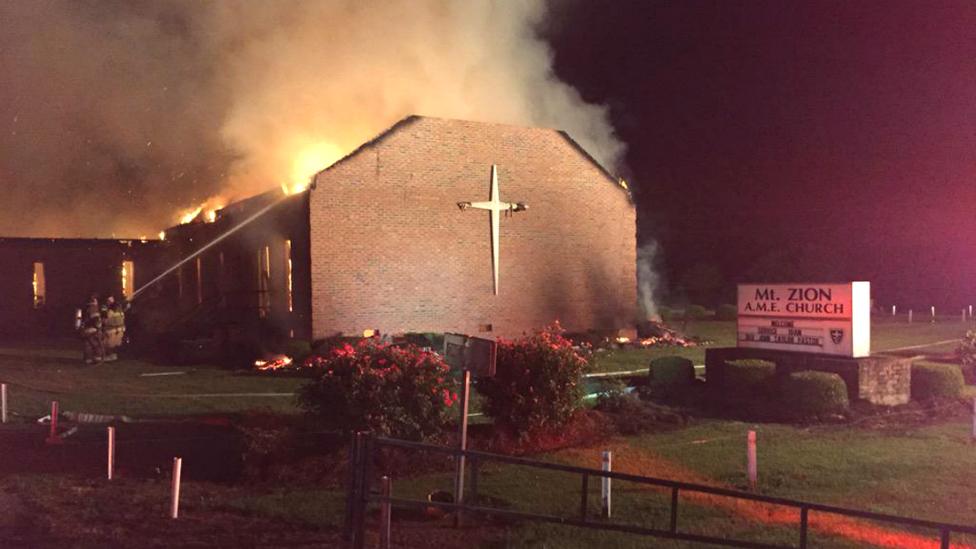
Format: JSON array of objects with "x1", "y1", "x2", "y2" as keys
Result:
[
  {"x1": 637, "y1": 242, "x2": 661, "y2": 321},
  {"x1": 0, "y1": 0, "x2": 623, "y2": 238}
]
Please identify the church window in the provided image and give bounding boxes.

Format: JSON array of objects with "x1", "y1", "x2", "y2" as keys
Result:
[
  {"x1": 257, "y1": 245, "x2": 271, "y2": 315},
  {"x1": 285, "y1": 239, "x2": 293, "y2": 312},
  {"x1": 32, "y1": 262, "x2": 46, "y2": 308},
  {"x1": 195, "y1": 256, "x2": 203, "y2": 305},
  {"x1": 121, "y1": 260, "x2": 134, "y2": 300}
]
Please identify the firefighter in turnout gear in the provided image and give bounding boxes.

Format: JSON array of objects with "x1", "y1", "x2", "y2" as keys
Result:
[
  {"x1": 80, "y1": 294, "x2": 104, "y2": 364},
  {"x1": 102, "y1": 296, "x2": 125, "y2": 361}
]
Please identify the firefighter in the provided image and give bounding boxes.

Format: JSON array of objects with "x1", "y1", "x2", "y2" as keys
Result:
[
  {"x1": 102, "y1": 296, "x2": 125, "y2": 361},
  {"x1": 80, "y1": 294, "x2": 103, "y2": 364}
]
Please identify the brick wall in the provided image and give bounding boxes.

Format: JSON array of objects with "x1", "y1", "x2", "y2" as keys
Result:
[{"x1": 308, "y1": 116, "x2": 637, "y2": 339}]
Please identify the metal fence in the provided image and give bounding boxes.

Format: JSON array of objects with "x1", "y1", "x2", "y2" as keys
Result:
[{"x1": 345, "y1": 432, "x2": 976, "y2": 549}]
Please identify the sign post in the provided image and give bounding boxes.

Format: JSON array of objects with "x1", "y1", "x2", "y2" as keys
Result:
[{"x1": 444, "y1": 333, "x2": 496, "y2": 526}]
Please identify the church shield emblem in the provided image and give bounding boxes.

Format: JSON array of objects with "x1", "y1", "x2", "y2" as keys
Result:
[{"x1": 830, "y1": 329, "x2": 844, "y2": 345}]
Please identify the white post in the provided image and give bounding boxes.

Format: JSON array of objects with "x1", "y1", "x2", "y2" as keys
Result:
[
  {"x1": 891, "y1": 305, "x2": 896, "y2": 316},
  {"x1": 170, "y1": 457, "x2": 182, "y2": 519},
  {"x1": 454, "y1": 369, "x2": 471, "y2": 526},
  {"x1": 380, "y1": 476, "x2": 392, "y2": 549},
  {"x1": 601, "y1": 450, "x2": 612, "y2": 518},
  {"x1": 969, "y1": 305, "x2": 973, "y2": 319},
  {"x1": 747, "y1": 431, "x2": 758, "y2": 491},
  {"x1": 1, "y1": 383, "x2": 6, "y2": 424},
  {"x1": 931, "y1": 306, "x2": 936, "y2": 321},
  {"x1": 107, "y1": 426, "x2": 115, "y2": 480},
  {"x1": 908, "y1": 309, "x2": 913, "y2": 323}
]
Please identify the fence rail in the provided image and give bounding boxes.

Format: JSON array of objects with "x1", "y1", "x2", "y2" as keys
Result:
[{"x1": 346, "y1": 433, "x2": 976, "y2": 549}]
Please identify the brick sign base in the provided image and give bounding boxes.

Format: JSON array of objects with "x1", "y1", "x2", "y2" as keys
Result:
[{"x1": 705, "y1": 347, "x2": 910, "y2": 406}]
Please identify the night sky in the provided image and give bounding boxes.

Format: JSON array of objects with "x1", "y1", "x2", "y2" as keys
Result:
[{"x1": 547, "y1": 0, "x2": 975, "y2": 310}]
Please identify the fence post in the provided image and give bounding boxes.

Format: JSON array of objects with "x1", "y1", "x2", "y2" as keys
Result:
[
  {"x1": 379, "y1": 476, "x2": 392, "y2": 549},
  {"x1": 469, "y1": 457, "x2": 479, "y2": 506},
  {"x1": 580, "y1": 472, "x2": 589, "y2": 521},
  {"x1": 747, "y1": 431, "x2": 758, "y2": 491},
  {"x1": 170, "y1": 457, "x2": 182, "y2": 519},
  {"x1": 1, "y1": 383, "x2": 7, "y2": 424},
  {"x1": 107, "y1": 426, "x2": 115, "y2": 480},
  {"x1": 352, "y1": 434, "x2": 372, "y2": 549},
  {"x1": 908, "y1": 309, "x2": 913, "y2": 323},
  {"x1": 799, "y1": 507, "x2": 809, "y2": 549},
  {"x1": 891, "y1": 305, "x2": 896, "y2": 316},
  {"x1": 931, "y1": 306, "x2": 936, "y2": 322},
  {"x1": 601, "y1": 450, "x2": 612, "y2": 518},
  {"x1": 669, "y1": 487, "x2": 679, "y2": 533},
  {"x1": 45, "y1": 401, "x2": 61, "y2": 444},
  {"x1": 344, "y1": 432, "x2": 365, "y2": 540}
]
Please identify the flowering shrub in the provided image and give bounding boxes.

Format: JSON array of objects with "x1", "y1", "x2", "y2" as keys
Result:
[
  {"x1": 297, "y1": 339, "x2": 457, "y2": 441},
  {"x1": 479, "y1": 322, "x2": 589, "y2": 436}
]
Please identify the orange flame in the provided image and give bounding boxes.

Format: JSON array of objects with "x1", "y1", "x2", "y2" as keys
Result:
[{"x1": 254, "y1": 355, "x2": 293, "y2": 371}]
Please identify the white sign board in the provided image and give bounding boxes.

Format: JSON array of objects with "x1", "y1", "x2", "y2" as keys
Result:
[{"x1": 737, "y1": 282, "x2": 870, "y2": 358}]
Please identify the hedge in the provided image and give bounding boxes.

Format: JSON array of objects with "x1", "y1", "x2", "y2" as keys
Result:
[
  {"x1": 715, "y1": 304, "x2": 737, "y2": 321},
  {"x1": 725, "y1": 359, "x2": 775, "y2": 391},
  {"x1": 911, "y1": 362, "x2": 964, "y2": 401},
  {"x1": 649, "y1": 356, "x2": 695, "y2": 387},
  {"x1": 685, "y1": 305, "x2": 708, "y2": 321},
  {"x1": 781, "y1": 371, "x2": 849, "y2": 419}
]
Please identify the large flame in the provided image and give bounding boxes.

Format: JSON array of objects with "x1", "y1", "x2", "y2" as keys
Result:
[
  {"x1": 281, "y1": 141, "x2": 343, "y2": 195},
  {"x1": 174, "y1": 196, "x2": 227, "y2": 225}
]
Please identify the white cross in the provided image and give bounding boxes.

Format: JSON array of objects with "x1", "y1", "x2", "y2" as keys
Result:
[{"x1": 457, "y1": 164, "x2": 527, "y2": 295}]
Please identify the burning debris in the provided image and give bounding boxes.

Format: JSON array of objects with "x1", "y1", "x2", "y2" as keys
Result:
[
  {"x1": 633, "y1": 321, "x2": 703, "y2": 348},
  {"x1": 254, "y1": 355, "x2": 294, "y2": 371}
]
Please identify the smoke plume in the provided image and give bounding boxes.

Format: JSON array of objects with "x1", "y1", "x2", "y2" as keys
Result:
[
  {"x1": 0, "y1": 0, "x2": 623, "y2": 238},
  {"x1": 637, "y1": 241, "x2": 661, "y2": 321}
]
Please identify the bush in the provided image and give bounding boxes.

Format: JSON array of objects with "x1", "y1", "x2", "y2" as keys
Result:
[
  {"x1": 725, "y1": 359, "x2": 776, "y2": 396},
  {"x1": 658, "y1": 306, "x2": 676, "y2": 322},
  {"x1": 716, "y1": 304, "x2": 738, "y2": 321},
  {"x1": 297, "y1": 339, "x2": 457, "y2": 441},
  {"x1": 479, "y1": 322, "x2": 589, "y2": 437},
  {"x1": 781, "y1": 371, "x2": 849, "y2": 419},
  {"x1": 685, "y1": 304, "x2": 708, "y2": 321},
  {"x1": 648, "y1": 356, "x2": 695, "y2": 387},
  {"x1": 911, "y1": 362, "x2": 964, "y2": 401},
  {"x1": 956, "y1": 330, "x2": 976, "y2": 383}
]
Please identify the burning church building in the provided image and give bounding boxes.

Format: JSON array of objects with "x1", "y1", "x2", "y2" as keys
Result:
[{"x1": 0, "y1": 116, "x2": 637, "y2": 346}]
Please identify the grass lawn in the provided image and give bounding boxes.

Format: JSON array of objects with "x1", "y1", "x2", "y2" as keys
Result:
[
  {"x1": 224, "y1": 412, "x2": 976, "y2": 548},
  {"x1": 3, "y1": 322, "x2": 976, "y2": 547},
  {"x1": 0, "y1": 340, "x2": 304, "y2": 418}
]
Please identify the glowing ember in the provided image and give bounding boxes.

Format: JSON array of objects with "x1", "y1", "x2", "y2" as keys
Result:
[
  {"x1": 158, "y1": 230, "x2": 166, "y2": 240},
  {"x1": 254, "y1": 355, "x2": 293, "y2": 371},
  {"x1": 205, "y1": 209, "x2": 218, "y2": 223},
  {"x1": 614, "y1": 336, "x2": 631, "y2": 344}
]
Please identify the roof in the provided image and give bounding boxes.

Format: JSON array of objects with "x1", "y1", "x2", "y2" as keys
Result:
[
  {"x1": 173, "y1": 115, "x2": 632, "y2": 224},
  {"x1": 311, "y1": 115, "x2": 631, "y2": 198}
]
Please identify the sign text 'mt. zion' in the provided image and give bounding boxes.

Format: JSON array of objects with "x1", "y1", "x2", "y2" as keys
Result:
[{"x1": 737, "y1": 282, "x2": 871, "y2": 358}]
